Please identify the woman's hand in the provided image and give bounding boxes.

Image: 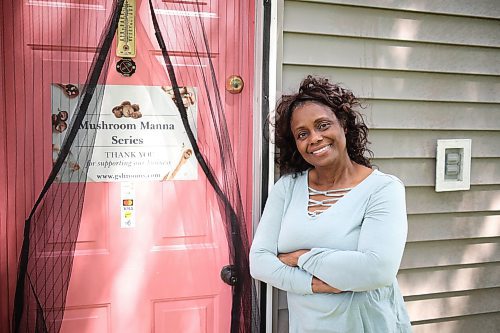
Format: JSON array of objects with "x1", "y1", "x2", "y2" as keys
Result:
[
  {"x1": 312, "y1": 277, "x2": 343, "y2": 294},
  {"x1": 278, "y1": 249, "x2": 309, "y2": 267}
]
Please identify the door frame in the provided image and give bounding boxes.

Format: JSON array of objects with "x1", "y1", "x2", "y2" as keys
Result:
[
  {"x1": 0, "y1": 1, "x2": 26, "y2": 330},
  {"x1": 0, "y1": 6, "x2": 9, "y2": 328},
  {"x1": 252, "y1": 0, "x2": 283, "y2": 332}
]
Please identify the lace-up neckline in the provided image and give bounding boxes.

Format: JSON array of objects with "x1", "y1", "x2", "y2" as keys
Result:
[{"x1": 307, "y1": 186, "x2": 352, "y2": 218}]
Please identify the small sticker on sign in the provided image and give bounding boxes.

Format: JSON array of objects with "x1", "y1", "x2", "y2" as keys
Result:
[
  {"x1": 121, "y1": 182, "x2": 136, "y2": 228},
  {"x1": 123, "y1": 199, "x2": 134, "y2": 206}
]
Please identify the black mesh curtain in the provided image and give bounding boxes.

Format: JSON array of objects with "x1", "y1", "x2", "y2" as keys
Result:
[
  {"x1": 147, "y1": 0, "x2": 258, "y2": 331},
  {"x1": 12, "y1": 0, "x2": 258, "y2": 332}
]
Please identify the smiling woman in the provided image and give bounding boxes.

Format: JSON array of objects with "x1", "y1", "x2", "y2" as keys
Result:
[
  {"x1": 250, "y1": 76, "x2": 412, "y2": 332},
  {"x1": 274, "y1": 76, "x2": 372, "y2": 175},
  {"x1": 290, "y1": 102, "x2": 348, "y2": 170}
]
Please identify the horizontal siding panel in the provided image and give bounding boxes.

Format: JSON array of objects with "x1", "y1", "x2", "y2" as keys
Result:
[
  {"x1": 284, "y1": 1, "x2": 500, "y2": 47},
  {"x1": 279, "y1": 2, "x2": 500, "y2": 332},
  {"x1": 411, "y1": 312, "x2": 500, "y2": 333},
  {"x1": 299, "y1": 0, "x2": 500, "y2": 19},
  {"x1": 284, "y1": 33, "x2": 500, "y2": 75},
  {"x1": 401, "y1": 239, "x2": 499, "y2": 269},
  {"x1": 406, "y1": 186, "x2": 500, "y2": 214},
  {"x1": 405, "y1": 288, "x2": 500, "y2": 321},
  {"x1": 398, "y1": 263, "x2": 500, "y2": 296},
  {"x1": 283, "y1": 65, "x2": 500, "y2": 103},
  {"x1": 369, "y1": 130, "x2": 500, "y2": 158},
  {"x1": 373, "y1": 158, "x2": 500, "y2": 187},
  {"x1": 406, "y1": 212, "x2": 500, "y2": 242},
  {"x1": 363, "y1": 100, "x2": 500, "y2": 130}
]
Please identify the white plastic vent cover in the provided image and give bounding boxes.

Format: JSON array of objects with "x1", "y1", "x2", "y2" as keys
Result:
[{"x1": 435, "y1": 139, "x2": 472, "y2": 192}]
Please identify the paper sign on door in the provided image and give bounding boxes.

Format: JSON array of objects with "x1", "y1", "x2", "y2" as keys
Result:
[{"x1": 51, "y1": 84, "x2": 198, "y2": 183}]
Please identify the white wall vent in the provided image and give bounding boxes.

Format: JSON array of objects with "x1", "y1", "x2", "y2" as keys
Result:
[{"x1": 435, "y1": 139, "x2": 472, "y2": 192}]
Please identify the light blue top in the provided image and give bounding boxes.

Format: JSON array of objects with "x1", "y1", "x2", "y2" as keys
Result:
[{"x1": 250, "y1": 169, "x2": 412, "y2": 332}]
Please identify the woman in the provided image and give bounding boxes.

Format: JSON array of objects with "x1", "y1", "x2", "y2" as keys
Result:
[{"x1": 250, "y1": 76, "x2": 411, "y2": 332}]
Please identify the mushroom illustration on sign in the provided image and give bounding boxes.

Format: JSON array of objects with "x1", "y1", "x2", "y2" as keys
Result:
[
  {"x1": 161, "y1": 86, "x2": 195, "y2": 108},
  {"x1": 52, "y1": 108, "x2": 69, "y2": 133},
  {"x1": 112, "y1": 101, "x2": 142, "y2": 119}
]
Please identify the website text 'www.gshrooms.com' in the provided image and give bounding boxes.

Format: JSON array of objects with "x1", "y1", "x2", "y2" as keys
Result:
[{"x1": 95, "y1": 173, "x2": 161, "y2": 181}]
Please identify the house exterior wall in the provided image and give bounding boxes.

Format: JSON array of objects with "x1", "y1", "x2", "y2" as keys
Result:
[{"x1": 275, "y1": 1, "x2": 500, "y2": 332}]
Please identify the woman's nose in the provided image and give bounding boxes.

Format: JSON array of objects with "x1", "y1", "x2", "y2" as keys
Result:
[{"x1": 310, "y1": 130, "x2": 323, "y2": 143}]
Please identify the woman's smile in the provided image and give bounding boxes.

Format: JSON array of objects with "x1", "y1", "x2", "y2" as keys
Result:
[{"x1": 309, "y1": 144, "x2": 332, "y2": 155}]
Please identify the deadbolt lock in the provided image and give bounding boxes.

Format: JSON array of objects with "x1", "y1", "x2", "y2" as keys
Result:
[{"x1": 226, "y1": 75, "x2": 244, "y2": 94}]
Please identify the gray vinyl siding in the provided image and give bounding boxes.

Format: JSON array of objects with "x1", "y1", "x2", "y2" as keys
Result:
[{"x1": 276, "y1": 1, "x2": 500, "y2": 332}]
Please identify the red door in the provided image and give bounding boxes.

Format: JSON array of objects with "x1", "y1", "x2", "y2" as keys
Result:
[{"x1": 1, "y1": 1, "x2": 254, "y2": 332}]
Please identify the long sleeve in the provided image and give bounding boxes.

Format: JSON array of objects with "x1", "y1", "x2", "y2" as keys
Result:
[
  {"x1": 250, "y1": 177, "x2": 314, "y2": 295},
  {"x1": 297, "y1": 178, "x2": 408, "y2": 292}
]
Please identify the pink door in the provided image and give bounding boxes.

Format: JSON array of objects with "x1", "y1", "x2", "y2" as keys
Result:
[{"x1": 1, "y1": 1, "x2": 254, "y2": 332}]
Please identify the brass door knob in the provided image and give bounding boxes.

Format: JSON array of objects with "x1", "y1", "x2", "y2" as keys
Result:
[{"x1": 226, "y1": 75, "x2": 244, "y2": 94}]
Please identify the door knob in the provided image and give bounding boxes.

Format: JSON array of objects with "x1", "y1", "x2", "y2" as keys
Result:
[{"x1": 220, "y1": 265, "x2": 238, "y2": 286}]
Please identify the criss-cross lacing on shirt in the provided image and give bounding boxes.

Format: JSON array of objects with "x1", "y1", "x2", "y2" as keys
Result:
[{"x1": 307, "y1": 187, "x2": 352, "y2": 217}]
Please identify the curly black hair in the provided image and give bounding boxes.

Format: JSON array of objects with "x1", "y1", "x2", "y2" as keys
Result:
[{"x1": 273, "y1": 75, "x2": 372, "y2": 175}]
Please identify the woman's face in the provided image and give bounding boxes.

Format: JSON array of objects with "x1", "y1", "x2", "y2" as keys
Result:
[{"x1": 290, "y1": 101, "x2": 347, "y2": 169}]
